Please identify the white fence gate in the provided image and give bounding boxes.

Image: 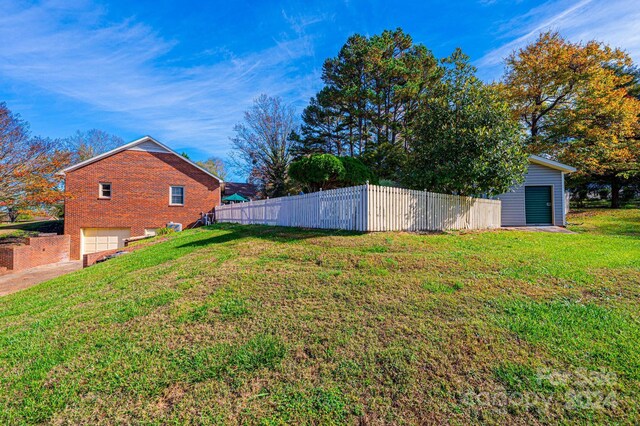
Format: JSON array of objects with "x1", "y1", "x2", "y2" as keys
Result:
[{"x1": 215, "y1": 184, "x2": 501, "y2": 232}]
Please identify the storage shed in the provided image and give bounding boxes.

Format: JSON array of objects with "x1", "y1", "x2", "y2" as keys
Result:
[{"x1": 497, "y1": 155, "x2": 576, "y2": 227}]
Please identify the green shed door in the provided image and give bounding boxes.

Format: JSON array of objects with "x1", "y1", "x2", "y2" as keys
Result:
[{"x1": 525, "y1": 186, "x2": 553, "y2": 225}]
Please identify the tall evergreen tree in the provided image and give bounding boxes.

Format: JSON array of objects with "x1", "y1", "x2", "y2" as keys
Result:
[
  {"x1": 295, "y1": 88, "x2": 346, "y2": 157},
  {"x1": 297, "y1": 28, "x2": 440, "y2": 180}
]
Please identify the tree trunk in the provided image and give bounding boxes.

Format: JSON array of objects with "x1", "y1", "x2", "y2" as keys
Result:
[
  {"x1": 529, "y1": 113, "x2": 539, "y2": 143},
  {"x1": 349, "y1": 127, "x2": 354, "y2": 157},
  {"x1": 7, "y1": 207, "x2": 19, "y2": 223},
  {"x1": 610, "y1": 176, "x2": 621, "y2": 208}
]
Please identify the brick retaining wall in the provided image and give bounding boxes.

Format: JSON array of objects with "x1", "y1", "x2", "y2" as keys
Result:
[
  {"x1": 0, "y1": 235, "x2": 70, "y2": 272},
  {"x1": 83, "y1": 247, "x2": 125, "y2": 267},
  {"x1": 82, "y1": 240, "x2": 151, "y2": 267}
]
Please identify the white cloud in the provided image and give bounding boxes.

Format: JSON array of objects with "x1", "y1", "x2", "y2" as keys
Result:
[
  {"x1": 0, "y1": 0, "x2": 320, "y2": 160},
  {"x1": 476, "y1": 0, "x2": 640, "y2": 80},
  {"x1": 281, "y1": 9, "x2": 329, "y2": 36}
]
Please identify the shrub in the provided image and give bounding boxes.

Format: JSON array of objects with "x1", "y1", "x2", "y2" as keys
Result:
[
  {"x1": 289, "y1": 154, "x2": 345, "y2": 192},
  {"x1": 378, "y1": 179, "x2": 401, "y2": 187},
  {"x1": 339, "y1": 156, "x2": 377, "y2": 185},
  {"x1": 621, "y1": 186, "x2": 637, "y2": 202},
  {"x1": 156, "y1": 227, "x2": 175, "y2": 236},
  {"x1": 289, "y1": 154, "x2": 376, "y2": 191},
  {"x1": 598, "y1": 188, "x2": 610, "y2": 200}
]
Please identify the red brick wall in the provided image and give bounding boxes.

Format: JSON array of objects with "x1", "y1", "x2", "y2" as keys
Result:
[
  {"x1": 83, "y1": 247, "x2": 119, "y2": 268},
  {"x1": 82, "y1": 237, "x2": 157, "y2": 267},
  {"x1": 64, "y1": 149, "x2": 221, "y2": 259},
  {"x1": 0, "y1": 248, "x2": 14, "y2": 271},
  {"x1": 0, "y1": 235, "x2": 70, "y2": 271}
]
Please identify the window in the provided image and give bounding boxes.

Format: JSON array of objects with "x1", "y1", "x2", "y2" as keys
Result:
[
  {"x1": 170, "y1": 186, "x2": 184, "y2": 205},
  {"x1": 99, "y1": 182, "x2": 111, "y2": 199}
]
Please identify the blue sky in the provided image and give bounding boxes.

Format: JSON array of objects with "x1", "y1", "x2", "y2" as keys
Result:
[{"x1": 1, "y1": 0, "x2": 639, "y2": 179}]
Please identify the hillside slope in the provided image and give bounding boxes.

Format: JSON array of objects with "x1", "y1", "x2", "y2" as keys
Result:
[{"x1": 0, "y1": 209, "x2": 638, "y2": 424}]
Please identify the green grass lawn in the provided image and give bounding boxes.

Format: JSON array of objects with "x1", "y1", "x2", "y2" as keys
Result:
[{"x1": 0, "y1": 210, "x2": 638, "y2": 424}]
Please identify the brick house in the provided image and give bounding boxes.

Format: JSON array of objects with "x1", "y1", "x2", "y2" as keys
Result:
[{"x1": 59, "y1": 136, "x2": 222, "y2": 260}]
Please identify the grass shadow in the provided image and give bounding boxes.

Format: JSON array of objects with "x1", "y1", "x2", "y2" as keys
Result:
[{"x1": 176, "y1": 223, "x2": 365, "y2": 249}]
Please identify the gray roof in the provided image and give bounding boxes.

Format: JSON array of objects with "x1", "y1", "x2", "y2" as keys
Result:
[{"x1": 529, "y1": 155, "x2": 576, "y2": 173}]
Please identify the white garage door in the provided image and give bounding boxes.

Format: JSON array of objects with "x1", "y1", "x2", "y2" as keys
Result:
[{"x1": 82, "y1": 228, "x2": 131, "y2": 255}]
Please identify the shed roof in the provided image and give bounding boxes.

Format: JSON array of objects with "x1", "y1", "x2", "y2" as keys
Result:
[{"x1": 529, "y1": 155, "x2": 576, "y2": 173}]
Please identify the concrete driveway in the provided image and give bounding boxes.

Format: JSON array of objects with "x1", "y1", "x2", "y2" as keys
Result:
[
  {"x1": 505, "y1": 226, "x2": 576, "y2": 234},
  {"x1": 0, "y1": 261, "x2": 82, "y2": 297}
]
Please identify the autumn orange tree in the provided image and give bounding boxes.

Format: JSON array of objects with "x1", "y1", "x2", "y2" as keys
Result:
[
  {"x1": 563, "y1": 66, "x2": 640, "y2": 207},
  {"x1": 501, "y1": 31, "x2": 640, "y2": 207},
  {"x1": 0, "y1": 102, "x2": 69, "y2": 222}
]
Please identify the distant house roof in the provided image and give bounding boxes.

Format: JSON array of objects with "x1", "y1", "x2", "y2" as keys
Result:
[
  {"x1": 529, "y1": 155, "x2": 576, "y2": 173},
  {"x1": 57, "y1": 135, "x2": 223, "y2": 182},
  {"x1": 223, "y1": 182, "x2": 259, "y2": 199}
]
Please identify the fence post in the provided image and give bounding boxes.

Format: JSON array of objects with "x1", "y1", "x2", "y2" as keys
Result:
[{"x1": 364, "y1": 184, "x2": 369, "y2": 232}]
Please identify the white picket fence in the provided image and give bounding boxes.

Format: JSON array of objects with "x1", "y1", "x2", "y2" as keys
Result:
[{"x1": 215, "y1": 184, "x2": 501, "y2": 232}]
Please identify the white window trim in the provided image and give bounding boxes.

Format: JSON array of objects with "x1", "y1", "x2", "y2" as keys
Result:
[
  {"x1": 99, "y1": 182, "x2": 112, "y2": 199},
  {"x1": 169, "y1": 185, "x2": 184, "y2": 206}
]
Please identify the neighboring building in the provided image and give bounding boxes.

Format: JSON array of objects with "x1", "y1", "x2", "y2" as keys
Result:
[
  {"x1": 222, "y1": 182, "x2": 259, "y2": 201},
  {"x1": 497, "y1": 155, "x2": 576, "y2": 227},
  {"x1": 59, "y1": 136, "x2": 222, "y2": 260}
]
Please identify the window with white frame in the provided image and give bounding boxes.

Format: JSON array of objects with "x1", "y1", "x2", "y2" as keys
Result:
[
  {"x1": 99, "y1": 182, "x2": 111, "y2": 199},
  {"x1": 170, "y1": 186, "x2": 184, "y2": 205}
]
